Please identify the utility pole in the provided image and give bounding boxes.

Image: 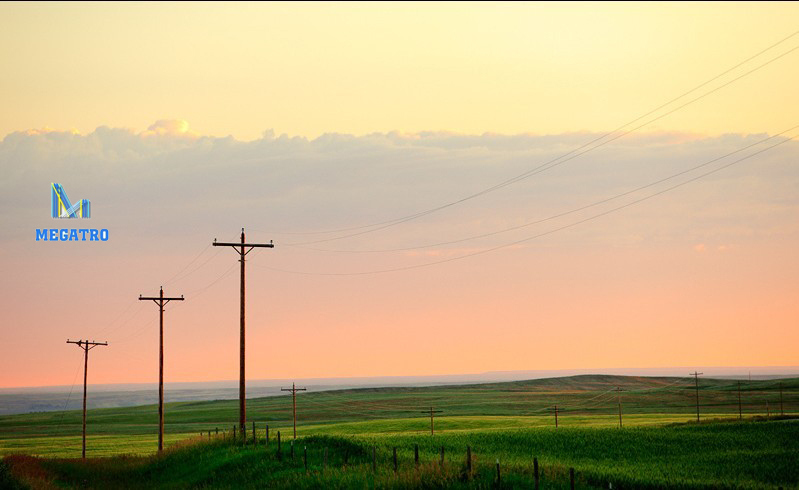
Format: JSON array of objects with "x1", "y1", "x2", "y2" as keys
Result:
[
  {"x1": 690, "y1": 371, "x2": 703, "y2": 423},
  {"x1": 737, "y1": 380, "x2": 742, "y2": 420},
  {"x1": 420, "y1": 406, "x2": 443, "y2": 435},
  {"x1": 66, "y1": 339, "x2": 108, "y2": 459},
  {"x1": 281, "y1": 382, "x2": 306, "y2": 439},
  {"x1": 213, "y1": 228, "x2": 274, "y2": 433},
  {"x1": 779, "y1": 381, "x2": 784, "y2": 416},
  {"x1": 614, "y1": 387, "x2": 625, "y2": 428},
  {"x1": 139, "y1": 286, "x2": 184, "y2": 452}
]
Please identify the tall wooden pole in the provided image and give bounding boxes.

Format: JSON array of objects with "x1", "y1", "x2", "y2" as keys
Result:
[
  {"x1": 66, "y1": 339, "x2": 107, "y2": 459},
  {"x1": 214, "y1": 229, "x2": 274, "y2": 433},
  {"x1": 139, "y1": 287, "x2": 183, "y2": 452},
  {"x1": 281, "y1": 382, "x2": 306, "y2": 439}
]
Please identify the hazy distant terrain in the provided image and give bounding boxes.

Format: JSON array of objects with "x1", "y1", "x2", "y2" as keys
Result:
[{"x1": 2, "y1": 367, "x2": 797, "y2": 415}]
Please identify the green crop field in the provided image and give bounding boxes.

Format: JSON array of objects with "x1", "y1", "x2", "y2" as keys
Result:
[{"x1": 2, "y1": 375, "x2": 798, "y2": 488}]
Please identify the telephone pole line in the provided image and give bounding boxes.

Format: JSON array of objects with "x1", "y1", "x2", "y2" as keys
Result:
[
  {"x1": 421, "y1": 406, "x2": 443, "y2": 435},
  {"x1": 281, "y1": 382, "x2": 306, "y2": 439},
  {"x1": 614, "y1": 387, "x2": 625, "y2": 428},
  {"x1": 213, "y1": 228, "x2": 274, "y2": 433},
  {"x1": 690, "y1": 371, "x2": 703, "y2": 423},
  {"x1": 139, "y1": 286, "x2": 184, "y2": 452},
  {"x1": 66, "y1": 339, "x2": 108, "y2": 459}
]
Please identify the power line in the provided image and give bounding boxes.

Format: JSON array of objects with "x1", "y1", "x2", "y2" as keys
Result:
[
  {"x1": 289, "y1": 125, "x2": 799, "y2": 254},
  {"x1": 254, "y1": 132, "x2": 795, "y2": 276},
  {"x1": 265, "y1": 31, "x2": 798, "y2": 243}
]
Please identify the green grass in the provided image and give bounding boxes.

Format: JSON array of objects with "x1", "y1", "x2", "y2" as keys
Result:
[
  {"x1": 4, "y1": 419, "x2": 798, "y2": 489},
  {"x1": 2, "y1": 375, "x2": 798, "y2": 488}
]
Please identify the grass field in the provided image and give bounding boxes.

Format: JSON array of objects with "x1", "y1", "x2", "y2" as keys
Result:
[{"x1": 2, "y1": 375, "x2": 798, "y2": 488}]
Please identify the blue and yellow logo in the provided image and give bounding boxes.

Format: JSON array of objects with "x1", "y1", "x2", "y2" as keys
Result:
[{"x1": 51, "y1": 183, "x2": 90, "y2": 218}]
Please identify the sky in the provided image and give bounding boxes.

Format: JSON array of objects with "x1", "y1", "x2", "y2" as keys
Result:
[{"x1": 0, "y1": 2, "x2": 797, "y2": 388}]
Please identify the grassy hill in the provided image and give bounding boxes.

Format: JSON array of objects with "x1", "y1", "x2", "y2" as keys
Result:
[{"x1": 1, "y1": 374, "x2": 796, "y2": 458}]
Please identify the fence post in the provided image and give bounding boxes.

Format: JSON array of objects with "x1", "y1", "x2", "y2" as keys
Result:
[
  {"x1": 496, "y1": 459, "x2": 501, "y2": 486},
  {"x1": 324, "y1": 447, "x2": 328, "y2": 470},
  {"x1": 440, "y1": 446, "x2": 445, "y2": 466},
  {"x1": 266, "y1": 424, "x2": 269, "y2": 445},
  {"x1": 215, "y1": 427, "x2": 218, "y2": 436},
  {"x1": 232, "y1": 425, "x2": 236, "y2": 441},
  {"x1": 534, "y1": 457, "x2": 539, "y2": 490},
  {"x1": 304, "y1": 446, "x2": 308, "y2": 471},
  {"x1": 570, "y1": 467, "x2": 575, "y2": 490},
  {"x1": 291, "y1": 440, "x2": 295, "y2": 459},
  {"x1": 372, "y1": 446, "x2": 377, "y2": 472},
  {"x1": 393, "y1": 447, "x2": 398, "y2": 473},
  {"x1": 466, "y1": 445, "x2": 472, "y2": 474},
  {"x1": 277, "y1": 431, "x2": 282, "y2": 460},
  {"x1": 414, "y1": 444, "x2": 419, "y2": 466},
  {"x1": 253, "y1": 421, "x2": 256, "y2": 446}
]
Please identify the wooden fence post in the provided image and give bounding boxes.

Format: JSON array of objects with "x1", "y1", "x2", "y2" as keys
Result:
[
  {"x1": 253, "y1": 421, "x2": 256, "y2": 446},
  {"x1": 440, "y1": 446, "x2": 445, "y2": 466},
  {"x1": 372, "y1": 446, "x2": 377, "y2": 472},
  {"x1": 414, "y1": 444, "x2": 419, "y2": 466},
  {"x1": 466, "y1": 445, "x2": 472, "y2": 474},
  {"x1": 534, "y1": 457, "x2": 539, "y2": 490},
  {"x1": 266, "y1": 424, "x2": 269, "y2": 445},
  {"x1": 277, "y1": 431, "x2": 282, "y2": 460},
  {"x1": 393, "y1": 447, "x2": 398, "y2": 473},
  {"x1": 496, "y1": 459, "x2": 501, "y2": 486},
  {"x1": 570, "y1": 467, "x2": 575, "y2": 490},
  {"x1": 233, "y1": 425, "x2": 236, "y2": 441},
  {"x1": 324, "y1": 447, "x2": 328, "y2": 470},
  {"x1": 291, "y1": 440, "x2": 295, "y2": 459},
  {"x1": 304, "y1": 446, "x2": 308, "y2": 471}
]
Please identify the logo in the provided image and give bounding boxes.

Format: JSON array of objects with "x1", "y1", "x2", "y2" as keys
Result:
[
  {"x1": 52, "y1": 183, "x2": 90, "y2": 218},
  {"x1": 37, "y1": 183, "x2": 107, "y2": 242}
]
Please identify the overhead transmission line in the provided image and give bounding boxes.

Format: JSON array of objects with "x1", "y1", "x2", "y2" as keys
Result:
[
  {"x1": 265, "y1": 30, "x2": 798, "y2": 244},
  {"x1": 291, "y1": 125, "x2": 799, "y2": 254},
  {"x1": 254, "y1": 130, "x2": 796, "y2": 276}
]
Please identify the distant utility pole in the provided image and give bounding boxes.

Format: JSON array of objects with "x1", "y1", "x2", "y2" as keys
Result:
[
  {"x1": 690, "y1": 371, "x2": 703, "y2": 423},
  {"x1": 421, "y1": 406, "x2": 443, "y2": 436},
  {"x1": 139, "y1": 286, "x2": 184, "y2": 452},
  {"x1": 66, "y1": 339, "x2": 108, "y2": 459},
  {"x1": 614, "y1": 387, "x2": 625, "y2": 428},
  {"x1": 737, "y1": 380, "x2": 742, "y2": 420},
  {"x1": 213, "y1": 228, "x2": 274, "y2": 433},
  {"x1": 779, "y1": 381, "x2": 784, "y2": 416},
  {"x1": 554, "y1": 405, "x2": 559, "y2": 428},
  {"x1": 281, "y1": 382, "x2": 306, "y2": 439}
]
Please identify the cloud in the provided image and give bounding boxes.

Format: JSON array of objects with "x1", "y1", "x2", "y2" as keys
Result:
[
  {"x1": 141, "y1": 119, "x2": 197, "y2": 138},
  {"x1": 1, "y1": 121, "x2": 797, "y2": 256}
]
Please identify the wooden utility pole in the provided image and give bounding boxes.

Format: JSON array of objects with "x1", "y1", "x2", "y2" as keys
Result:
[
  {"x1": 139, "y1": 286, "x2": 184, "y2": 452},
  {"x1": 554, "y1": 405, "x2": 559, "y2": 428},
  {"x1": 66, "y1": 339, "x2": 108, "y2": 459},
  {"x1": 281, "y1": 382, "x2": 306, "y2": 439},
  {"x1": 213, "y1": 228, "x2": 274, "y2": 432},
  {"x1": 614, "y1": 387, "x2": 625, "y2": 428},
  {"x1": 737, "y1": 380, "x2": 742, "y2": 420},
  {"x1": 779, "y1": 381, "x2": 784, "y2": 416},
  {"x1": 690, "y1": 371, "x2": 703, "y2": 422},
  {"x1": 421, "y1": 406, "x2": 443, "y2": 435}
]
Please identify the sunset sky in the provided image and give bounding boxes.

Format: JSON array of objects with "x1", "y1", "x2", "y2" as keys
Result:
[{"x1": 0, "y1": 2, "x2": 797, "y2": 388}]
